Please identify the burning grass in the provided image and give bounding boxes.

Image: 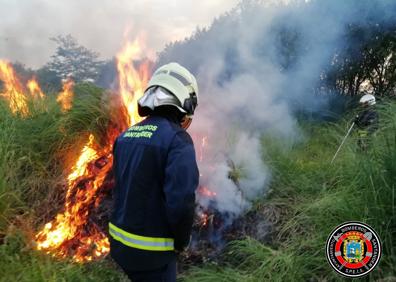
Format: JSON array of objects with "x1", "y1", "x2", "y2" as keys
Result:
[
  {"x1": 0, "y1": 81, "x2": 128, "y2": 280},
  {"x1": 0, "y1": 41, "x2": 152, "y2": 280},
  {"x1": 0, "y1": 94, "x2": 395, "y2": 281},
  {"x1": 0, "y1": 60, "x2": 395, "y2": 280},
  {"x1": 32, "y1": 41, "x2": 150, "y2": 262}
]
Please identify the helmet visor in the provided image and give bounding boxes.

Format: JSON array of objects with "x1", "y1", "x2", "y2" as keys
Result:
[{"x1": 138, "y1": 87, "x2": 187, "y2": 113}]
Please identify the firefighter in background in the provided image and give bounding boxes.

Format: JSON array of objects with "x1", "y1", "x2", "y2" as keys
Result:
[
  {"x1": 110, "y1": 63, "x2": 199, "y2": 282},
  {"x1": 354, "y1": 94, "x2": 379, "y2": 150}
]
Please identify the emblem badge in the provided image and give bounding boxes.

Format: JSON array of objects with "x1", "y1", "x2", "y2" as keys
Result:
[{"x1": 326, "y1": 221, "x2": 381, "y2": 277}]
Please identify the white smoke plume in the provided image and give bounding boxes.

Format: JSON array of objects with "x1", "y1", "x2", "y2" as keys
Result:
[
  {"x1": 2, "y1": 0, "x2": 394, "y2": 221},
  {"x1": 156, "y1": 0, "x2": 396, "y2": 218}
]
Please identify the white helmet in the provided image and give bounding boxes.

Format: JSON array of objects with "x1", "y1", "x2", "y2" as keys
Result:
[
  {"x1": 139, "y1": 62, "x2": 198, "y2": 117},
  {"x1": 359, "y1": 94, "x2": 376, "y2": 106}
]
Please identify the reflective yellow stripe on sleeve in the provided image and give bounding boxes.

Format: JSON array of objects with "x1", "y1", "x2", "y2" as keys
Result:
[
  {"x1": 109, "y1": 222, "x2": 174, "y2": 251},
  {"x1": 358, "y1": 130, "x2": 368, "y2": 137}
]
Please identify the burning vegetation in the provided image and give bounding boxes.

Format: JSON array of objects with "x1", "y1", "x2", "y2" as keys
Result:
[
  {"x1": 1, "y1": 1, "x2": 396, "y2": 281},
  {"x1": 0, "y1": 45, "x2": 247, "y2": 265},
  {"x1": 56, "y1": 79, "x2": 75, "y2": 112},
  {"x1": 33, "y1": 40, "x2": 152, "y2": 262},
  {"x1": 27, "y1": 78, "x2": 45, "y2": 100},
  {"x1": 35, "y1": 133, "x2": 112, "y2": 262},
  {"x1": 0, "y1": 39, "x2": 225, "y2": 264},
  {"x1": 0, "y1": 60, "x2": 30, "y2": 116}
]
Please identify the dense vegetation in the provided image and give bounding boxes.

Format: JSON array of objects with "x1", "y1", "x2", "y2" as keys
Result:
[
  {"x1": 0, "y1": 87, "x2": 395, "y2": 281},
  {"x1": 183, "y1": 102, "x2": 396, "y2": 281},
  {"x1": 1, "y1": 0, "x2": 396, "y2": 281},
  {"x1": 0, "y1": 84, "x2": 126, "y2": 281}
]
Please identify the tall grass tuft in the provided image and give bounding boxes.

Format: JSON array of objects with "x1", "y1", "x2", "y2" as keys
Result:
[
  {"x1": 1, "y1": 84, "x2": 395, "y2": 281},
  {"x1": 0, "y1": 83, "x2": 125, "y2": 281},
  {"x1": 184, "y1": 101, "x2": 396, "y2": 281}
]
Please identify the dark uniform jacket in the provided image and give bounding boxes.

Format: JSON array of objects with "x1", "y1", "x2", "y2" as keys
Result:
[
  {"x1": 355, "y1": 108, "x2": 379, "y2": 134},
  {"x1": 110, "y1": 115, "x2": 199, "y2": 271}
]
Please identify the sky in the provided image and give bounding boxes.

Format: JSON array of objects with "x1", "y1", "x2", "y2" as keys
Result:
[{"x1": 0, "y1": 0, "x2": 239, "y2": 69}]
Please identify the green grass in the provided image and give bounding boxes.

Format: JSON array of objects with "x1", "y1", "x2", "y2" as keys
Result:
[
  {"x1": 184, "y1": 102, "x2": 396, "y2": 281},
  {"x1": 0, "y1": 85, "x2": 395, "y2": 281},
  {"x1": 0, "y1": 83, "x2": 125, "y2": 281},
  {"x1": 0, "y1": 231, "x2": 124, "y2": 282}
]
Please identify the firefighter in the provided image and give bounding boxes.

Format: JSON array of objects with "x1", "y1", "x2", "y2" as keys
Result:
[
  {"x1": 354, "y1": 94, "x2": 379, "y2": 150},
  {"x1": 109, "y1": 62, "x2": 199, "y2": 282}
]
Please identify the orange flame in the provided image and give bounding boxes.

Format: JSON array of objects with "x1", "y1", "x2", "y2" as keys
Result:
[
  {"x1": 27, "y1": 78, "x2": 45, "y2": 99},
  {"x1": 0, "y1": 60, "x2": 29, "y2": 116},
  {"x1": 35, "y1": 134, "x2": 112, "y2": 262},
  {"x1": 198, "y1": 186, "x2": 217, "y2": 198},
  {"x1": 57, "y1": 79, "x2": 74, "y2": 112},
  {"x1": 116, "y1": 39, "x2": 151, "y2": 126},
  {"x1": 35, "y1": 40, "x2": 152, "y2": 262}
]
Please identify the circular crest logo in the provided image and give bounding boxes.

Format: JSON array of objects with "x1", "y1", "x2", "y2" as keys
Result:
[{"x1": 326, "y1": 221, "x2": 381, "y2": 278}]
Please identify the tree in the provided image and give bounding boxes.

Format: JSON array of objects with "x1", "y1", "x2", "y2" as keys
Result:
[
  {"x1": 318, "y1": 22, "x2": 396, "y2": 98},
  {"x1": 47, "y1": 35, "x2": 103, "y2": 82},
  {"x1": 36, "y1": 65, "x2": 62, "y2": 93}
]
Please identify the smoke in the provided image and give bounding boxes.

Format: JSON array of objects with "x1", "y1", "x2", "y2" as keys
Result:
[
  {"x1": 156, "y1": 0, "x2": 396, "y2": 219},
  {"x1": 0, "y1": 0, "x2": 238, "y2": 68},
  {"x1": 3, "y1": 0, "x2": 395, "y2": 222}
]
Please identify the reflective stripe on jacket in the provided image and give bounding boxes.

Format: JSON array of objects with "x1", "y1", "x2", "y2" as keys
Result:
[
  {"x1": 110, "y1": 115, "x2": 199, "y2": 271},
  {"x1": 358, "y1": 129, "x2": 368, "y2": 138},
  {"x1": 109, "y1": 222, "x2": 174, "y2": 251}
]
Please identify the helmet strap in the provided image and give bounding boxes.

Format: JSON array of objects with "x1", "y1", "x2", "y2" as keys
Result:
[{"x1": 183, "y1": 92, "x2": 198, "y2": 115}]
